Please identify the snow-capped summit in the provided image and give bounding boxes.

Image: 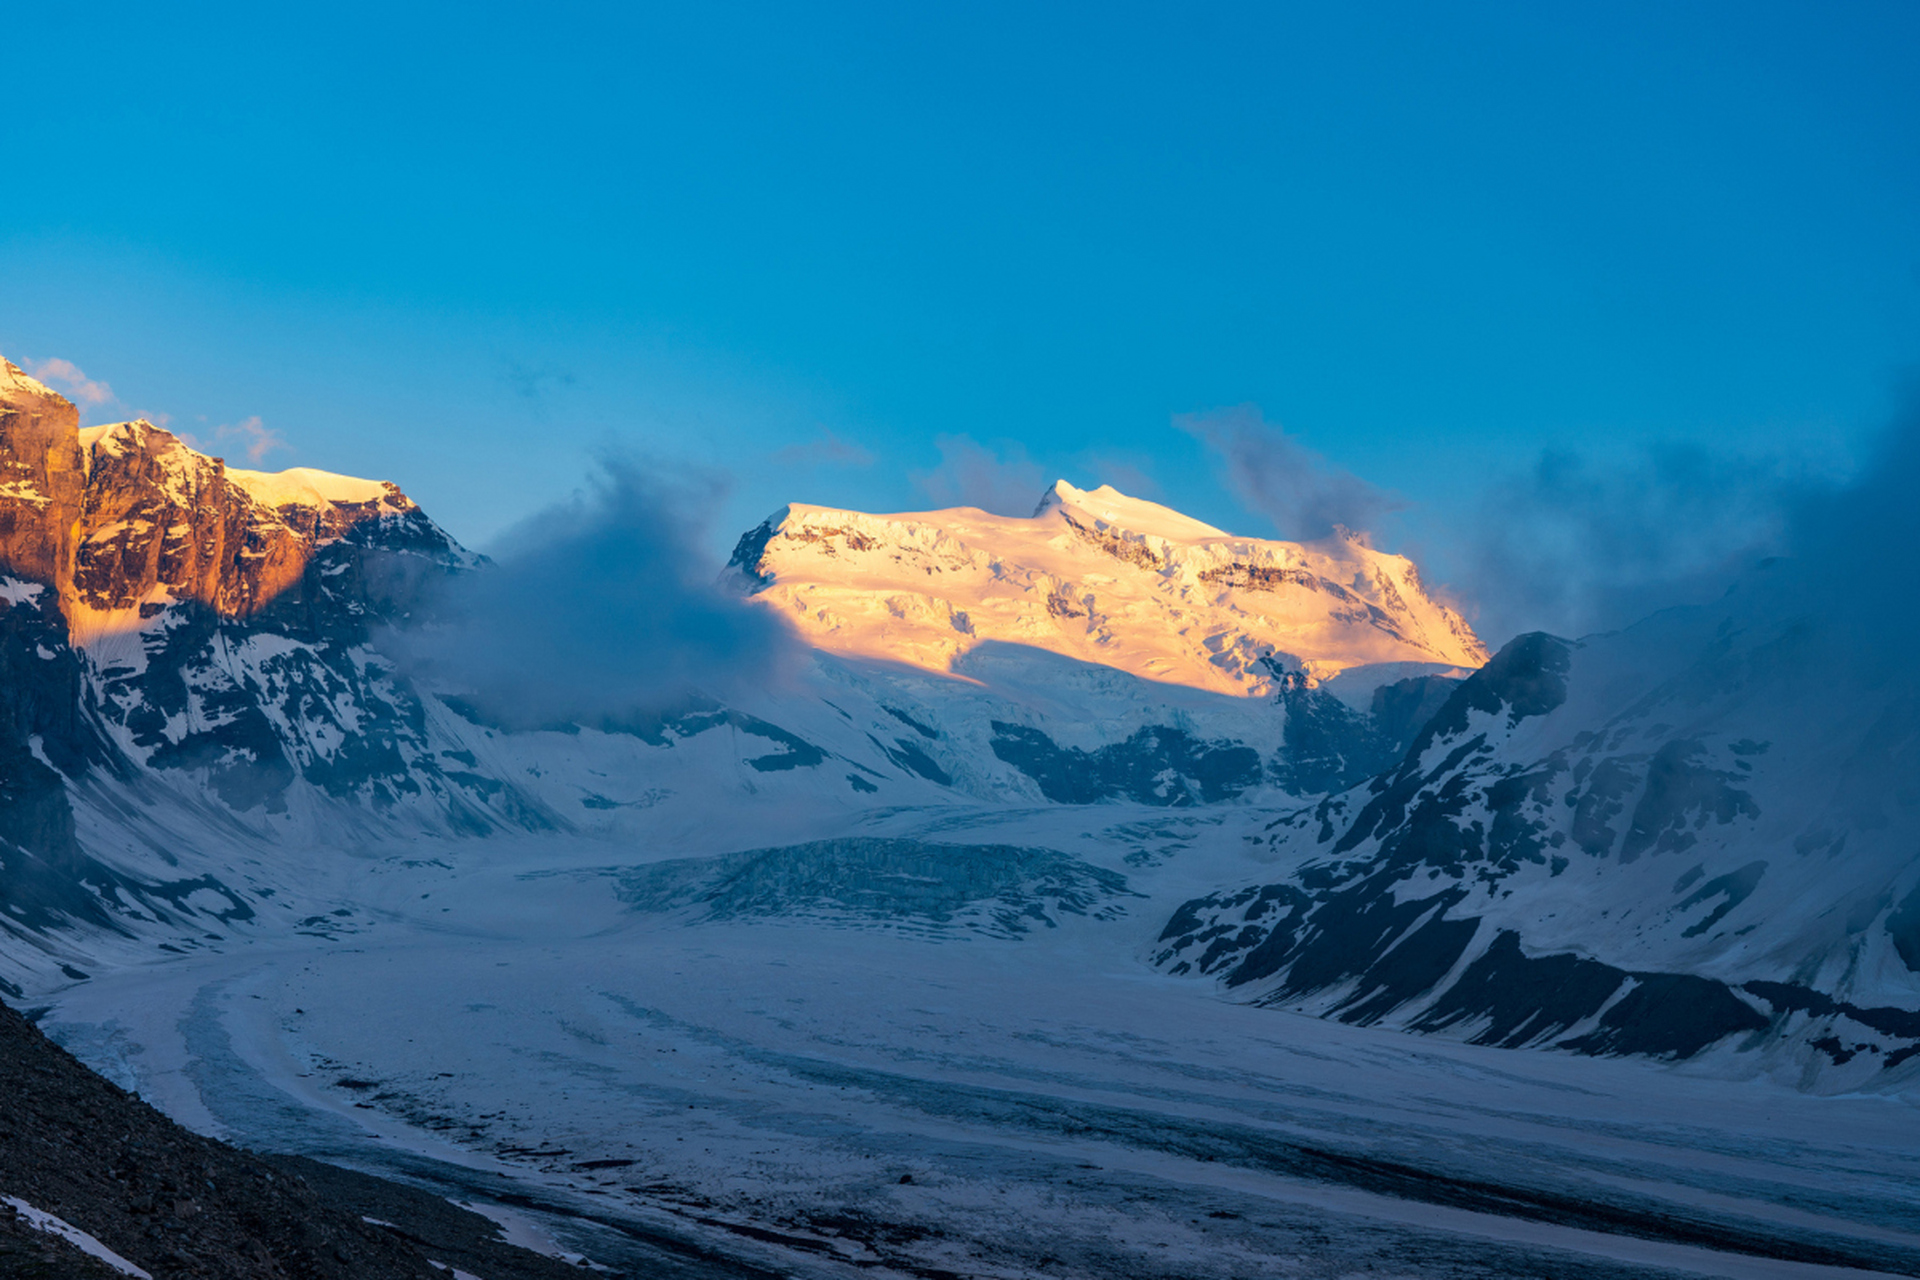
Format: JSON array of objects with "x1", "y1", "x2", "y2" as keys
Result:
[
  {"x1": 1033, "y1": 479, "x2": 1231, "y2": 541},
  {"x1": 729, "y1": 478, "x2": 1486, "y2": 696}
]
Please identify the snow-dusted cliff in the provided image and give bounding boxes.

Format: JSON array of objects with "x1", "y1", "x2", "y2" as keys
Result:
[
  {"x1": 1155, "y1": 576, "x2": 1920, "y2": 1088},
  {"x1": 4, "y1": 360, "x2": 464, "y2": 634}
]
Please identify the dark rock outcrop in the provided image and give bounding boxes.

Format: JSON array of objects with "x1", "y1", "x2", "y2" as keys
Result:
[
  {"x1": 989, "y1": 721, "x2": 1263, "y2": 805},
  {"x1": 0, "y1": 996, "x2": 589, "y2": 1279}
]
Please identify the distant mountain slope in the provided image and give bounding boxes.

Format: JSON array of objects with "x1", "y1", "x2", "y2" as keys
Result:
[
  {"x1": 729, "y1": 479, "x2": 1485, "y2": 695},
  {"x1": 1156, "y1": 575, "x2": 1920, "y2": 1088}
]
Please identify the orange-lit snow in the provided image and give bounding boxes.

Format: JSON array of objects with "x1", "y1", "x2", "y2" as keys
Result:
[{"x1": 744, "y1": 479, "x2": 1486, "y2": 695}]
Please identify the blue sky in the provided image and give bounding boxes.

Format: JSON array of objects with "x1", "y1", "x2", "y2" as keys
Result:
[{"x1": 4, "y1": 2, "x2": 1917, "y2": 614}]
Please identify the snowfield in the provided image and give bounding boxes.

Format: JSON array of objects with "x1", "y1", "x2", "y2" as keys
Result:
[{"x1": 34, "y1": 809, "x2": 1920, "y2": 1280}]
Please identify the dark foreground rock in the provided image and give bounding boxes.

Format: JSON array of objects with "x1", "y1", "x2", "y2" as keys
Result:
[{"x1": 0, "y1": 997, "x2": 594, "y2": 1279}]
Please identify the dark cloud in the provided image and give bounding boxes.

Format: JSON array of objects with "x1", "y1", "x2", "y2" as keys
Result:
[
  {"x1": 1454, "y1": 383, "x2": 1919, "y2": 655},
  {"x1": 1777, "y1": 385, "x2": 1920, "y2": 673},
  {"x1": 389, "y1": 454, "x2": 796, "y2": 728},
  {"x1": 911, "y1": 434, "x2": 1047, "y2": 516},
  {"x1": 1460, "y1": 442, "x2": 1793, "y2": 644},
  {"x1": 1177, "y1": 404, "x2": 1403, "y2": 542}
]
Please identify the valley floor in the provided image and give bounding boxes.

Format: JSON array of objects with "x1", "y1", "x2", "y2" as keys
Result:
[{"x1": 31, "y1": 814, "x2": 1920, "y2": 1280}]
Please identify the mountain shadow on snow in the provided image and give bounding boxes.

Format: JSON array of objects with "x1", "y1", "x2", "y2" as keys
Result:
[{"x1": 1269, "y1": 668, "x2": 1461, "y2": 795}]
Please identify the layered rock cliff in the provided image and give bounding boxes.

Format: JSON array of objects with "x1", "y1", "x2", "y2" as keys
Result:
[
  {"x1": 1, "y1": 359, "x2": 453, "y2": 632},
  {"x1": 0, "y1": 360, "x2": 86, "y2": 594},
  {"x1": 0, "y1": 359, "x2": 504, "y2": 831}
]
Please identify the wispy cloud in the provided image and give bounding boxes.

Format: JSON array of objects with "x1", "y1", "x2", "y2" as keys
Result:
[
  {"x1": 773, "y1": 427, "x2": 875, "y2": 469},
  {"x1": 26, "y1": 357, "x2": 116, "y2": 410},
  {"x1": 1177, "y1": 404, "x2": 1403, "y2": 542},
  {"x1": 1459, "y1": 442, "x2": 1796, "y2": 644},
  {"x1": 502, "y1": 359, "x2": 578, "y2": 403},
  {"x1": 213, "y1": 416, "x2": 290, "y2": 464},
  {"x1": 911, "y1": 434, "x2": 1047, "y2": 516},
  {"x1": 388, "y1": 454, "x2": 797, "y2": 727}
]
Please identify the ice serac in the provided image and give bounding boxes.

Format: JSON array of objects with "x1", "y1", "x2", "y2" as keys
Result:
[{"x1": 729, "y1": 479, "x2": 1487, "y2": 697}]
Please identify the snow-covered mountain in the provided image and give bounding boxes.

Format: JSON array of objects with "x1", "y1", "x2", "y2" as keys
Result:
[
  {"x1": 5, "y1": 352, "x2": 1920, "y2": 1097},
  {"x1": 0, "y1": 359, "x2": 1483, "y2": 987},
  {"x1": 728, "y1": 479, "x2": 1486, "y2": 694},
  {"x1": 1155, "y1": 578, "x2": 1920, "y2": 1088},
  {"x1": 0, "y1": 353, "x2": 1496, "y2": 849}
]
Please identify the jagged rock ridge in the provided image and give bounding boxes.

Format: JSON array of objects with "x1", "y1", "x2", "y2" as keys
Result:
[{"x1": 3, "y1": 361, "x2": 454, "y2": 631}]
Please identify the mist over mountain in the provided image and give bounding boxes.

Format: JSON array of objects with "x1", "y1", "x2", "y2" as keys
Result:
[
  {"x1": 383, "y1": 454, "x2": 798, "y2": 731},
  {"x1": 1178, "y1": 404, "x2": 1408, "y2": 544},
  {"x1": 1451, "y1": 392, "x2": 1920, "y2": 648}
]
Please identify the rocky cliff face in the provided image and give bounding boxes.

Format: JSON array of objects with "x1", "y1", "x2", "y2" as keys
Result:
[
  {"x1": 0, "y1": 361, "x2": 85, "y2": 594},
  {"x1": 0, "y1": 361, "x2": 519, "y2": 840},
  {"x1": 72, "y1": 420, "x2": 312, "y2": 620},
  {"x1": 71, "y1": 448, "x2": 482, "y2": 817},
  {"x1": 1, "y1": 360, "x2": 449, "y2": 630}
]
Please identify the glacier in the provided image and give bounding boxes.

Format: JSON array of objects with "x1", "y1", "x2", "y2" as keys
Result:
[{"x1": 4, "y1": 356, "x2": 1920, "y2": 1277}]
